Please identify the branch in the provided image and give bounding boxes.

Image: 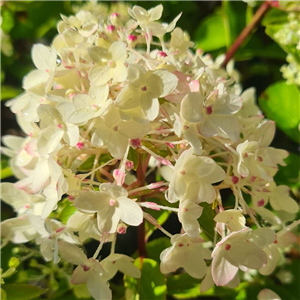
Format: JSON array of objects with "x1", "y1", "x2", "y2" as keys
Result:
[
  {"x1": 136, "y1": 154, "x2": 148, "y2": 261},
  {"x1": 221, "y1": 1, "x2": 271, "y2": 68}
]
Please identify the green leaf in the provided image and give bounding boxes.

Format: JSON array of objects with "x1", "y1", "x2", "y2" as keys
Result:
[
  {"x1": 124, "y1": 258, "x2": 166, "y2": 300},
  {"x1": 1, "y1": 9, "x2": 15, "y2": 33},
  {"x1": 222, "y1": 1, "x2": 247, "y2": 47},
  {"x1": 262, "y1": 8, "x2": 288, "y2": 26},
  {"x1": 1, "y1": 86, "x2": 22, "y2": 101},
  {"x1": 2, "y1": 284, "x2": 46, "y2": 300},
  {"x1": 258, "y1": 81, "x2": 300, "y2": 144},
  {"x1": 194, "y1": 11, "x2": 227, "y2": 52},
  {"x1": 1, "y1": 154, "x2": 13, "y2": 179},
  {"x1": 144, "y1": 204, "x2": 171, "y2": 240},
  {"x1": 167, "y1": 273, "x2": 200, "y2": 299},
  {"x1": 198, "y1": 202, "x2": 216, "y2": 241},
  {"x1": 58, "y1": 199, "x2": 77, "y2": 224},
  {"x1": 78, "y1": 155, "x2": 95, "y2": 171},
  {"x1": 128, "y1": 147, "x2": 139, "y2": 171},
  {"x1": 1, "y1": 289, "x2": 7, "y2": 300},
  {"x1": 146, "y1": 238, "x2": 171, "y2": 263},
  {"x1": 275, "y1": 153, "x2": 300, "y2": 189}
]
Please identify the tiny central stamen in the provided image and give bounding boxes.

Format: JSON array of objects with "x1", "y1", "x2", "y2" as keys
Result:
[
  {"x1": 257, "y1": 199, "x2": 265, "y2": 207},
  {"x1": 109, "y1": 199, "x2": 117, "y2": 206},
  {"x1": 205, "y1": 106, "x2": 213, "y2": 115},
  {"x1": 141, "y1": 86, "x2": 147, "y2": 92},
  {"x1": 224, "y1": 244, "x2": 231, "y2": 251},
  {"x1": 108, "y1": 60, "x2": 116, "y2": 68},
  {"x1": 113, "y1": 125, "x2": 118, "y2": 132}
]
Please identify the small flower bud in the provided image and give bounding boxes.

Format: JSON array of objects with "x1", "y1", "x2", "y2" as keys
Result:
[{"x1": 117, "y1": 223, "x2": 127, "y2": 234}]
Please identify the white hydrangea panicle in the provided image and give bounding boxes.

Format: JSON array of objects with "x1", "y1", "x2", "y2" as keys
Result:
[{"x1": 1, "y1": 4, "x2": 298, "y2": 300}]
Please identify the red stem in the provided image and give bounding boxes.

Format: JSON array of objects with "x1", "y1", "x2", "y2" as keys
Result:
[
  {"x1": 136, "y1": 154, "x2": 148, "y2": 261},
  {"x1": 221, "y1": 1, "x2": 271, "y2": 68}
]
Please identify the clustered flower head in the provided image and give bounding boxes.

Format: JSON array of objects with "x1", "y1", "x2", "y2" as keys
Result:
[
  {"x1": 274, "y1": 12, "x2": 300, "y2": 86},
  {"x1": 1, "y1": 4, "x2": 299, "y2": 300}
]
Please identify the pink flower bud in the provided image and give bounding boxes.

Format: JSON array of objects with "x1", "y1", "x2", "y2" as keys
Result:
[
  {"x1": 128, "y1": 35, "x2": 137, "y2": 42},
  {"x1": 106, "y1": 25, "x2": 116, "y2": 32},
  {"x1": 231, "y1": 176, "x2": 239, "y2": 184},
  {"x1": 144, "y1": 202, "x2": 161, "y2": 211},
  {"x1": 130, "y1": 138, "x2": 141, "y2": 149},
  {"x1": 76, "y1": 142, "x2": 84, "y2": 150},
  {"x1": 117, "y1": 224, "x2": 127, "y2": 234},
  {"x1": 125, "y1": 160, "x2": 134, "y2": 171}
]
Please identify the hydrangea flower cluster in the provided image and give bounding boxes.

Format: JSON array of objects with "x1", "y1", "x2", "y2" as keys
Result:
[
  {"x1": 274, "y1": 12, "x2": 300, "y2": 86},
  {"x1": 1, "y1": 4, "x2": 299, "y2": 300}
]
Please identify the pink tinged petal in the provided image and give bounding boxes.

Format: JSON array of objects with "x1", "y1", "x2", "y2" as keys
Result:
[
  {"x1": 117, "y1": 197, "x2": 143, "y2": 226},
  {"x1": 212, "y1": 249, "x2": 238, "y2": 286},
  {"x1": 71, "y1": 266, "x2": 89, "y2": 284},
  {"x1": 74, "y1": 191, "x2": 106, "y2": 214},
  {"x1": 0, "y1": 182, "x2": 30, "y2": 211},
  {"x1": 58, "y1": 241, "x2": 87, "y2": 265},
  {"x1": 181, "y1": 93, "x2": 204, "y2": 122},
  {"x1": 258, "y1": 289, "x2": 281, "y2": 300},
  {"x1": 86, "y1": 269, "x2": 112, "y2": 300}
]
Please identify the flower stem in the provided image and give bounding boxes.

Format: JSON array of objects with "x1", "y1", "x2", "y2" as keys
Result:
[
  {"x1": 221, "y1": 1, "x2": 271, "y2": 67},
  {"x1": 137, "y1": 154, "x2": 148, "y2": 261}
]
